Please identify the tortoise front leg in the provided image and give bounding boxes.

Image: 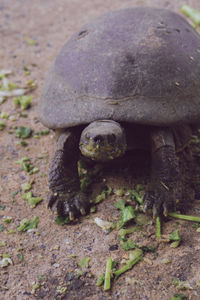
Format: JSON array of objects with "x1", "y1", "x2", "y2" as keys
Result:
[
  {"x1": 144, "y1": 127, "x2": 182, "y2": 217},
  {"x1": 48, "y1": 129, "x2": 89, "y2": 220}
]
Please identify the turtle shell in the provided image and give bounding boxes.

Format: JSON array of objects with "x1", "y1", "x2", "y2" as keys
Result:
[{"x1": 39, "y1": 7, "x2": 200, "y2": 129}]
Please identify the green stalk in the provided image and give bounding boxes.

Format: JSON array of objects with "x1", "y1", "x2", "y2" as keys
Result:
[
  {"x1": 168, "y1": 212, "x2": 200, "y2": 223},
  {"x1": 156, "y1": 216, "x2": 161, "y2": 239},
  {"x1": 114, "y1": 249, "x2": 142, "y2": 279},
  {"x1": 104, "y1": 257, "x2": 112, "y2": 291}
]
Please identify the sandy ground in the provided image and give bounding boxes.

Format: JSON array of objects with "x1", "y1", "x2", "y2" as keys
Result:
[{"x1": 0, "y1": 0, "x2": 200, "y2": 299}]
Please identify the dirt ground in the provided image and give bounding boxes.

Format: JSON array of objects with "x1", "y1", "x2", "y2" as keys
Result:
[{"x1": 0, "y1": 0, "x2": 200, "y2": 299}]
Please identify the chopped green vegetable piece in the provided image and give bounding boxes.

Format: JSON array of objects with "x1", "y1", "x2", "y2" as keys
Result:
[
  {"x1": 129, "y1": 188, "x2": 144, "y2": 204},
  {"x1": 78, "y1": 257, "x2": 90, "y2": 269},
  {"x1": 4, "y1": 217, "x2": 12, "y2": 224},
  {"x1": 0, "y1": 225, "x2": 4, "y2": 232},
  {"x1": 135, "y1": 213, "x2": 150, "y2": 226},
  {"x1": 171, "y1": 294, "x2": 187, "y2": 300},
  {"x1": 8, "y1": 82, "x2": 18, "y2": 91},
  {"x1": 156, "y1": 217, "x2": 161, "y2": 239},
  {"x1": 16, "y1": 126, "x2": 32, "y2": 139},
  {"x1": 22, "y1": 191, "x2": 42, "y2": 208},
  {"x1": 54, "y1": 216, "x2": 70, "y2": 225},
  {"x1": 170, "y1": 240, "x2": 181, "y2": 248},
  {"x1": 168, "y1": 212, "x2": 200, "y2": 223},
  {"x1": 25, "y1": 37, "x2": 36, "y2": 46},
  {"x1": 169, "y1": 230, "x2": 181, "y2": 241},
  {"x1": 94, "y1": 217, "x2": 115, "y2": 232},
  {"x1": 114, "y1": 249, "x2": 143, "y2": 279},
  {"x1": 38, "y1": 275, "x2": 45, "y2": 281},
  {"x1": 114, "y1": 199, "x2": 126, "y2": 210},
  {"x1": 181, "y1": 5, "x2": 200, "y2": 26},
  {"x1": 14, "y1": 95, "x2": 32, "y2": 110},
  {"x1": 0, "y1": 121, "x2": 6, "y2": 130},
  {"x1": 120, "y1": 239, "x2": 137, "y2": 251},
  {"x1": 104, "y1": 257, "x2": 112, "y2": 291},
  {"x1": 0, "y1": 112, "x2": 9, "y2": 119},
  {"x1": 0, "y1": 256, "x2": 13, "y2": 268},
  {"x1": 17, "y1": 216, "x2": 39, "y2": 231},
  {"x1": 21, "y1": 181, "x2": 33, "y2": 191},
  {"x1": 0, "y1": 241, "x2": 6, "y2": 247},
  {"x1": 96, "y1": 274, "x2": 105, "y2": 286},
  {"x1": 121, "y1": 206, "x2": 136, "y2": 225},
  {"x1": 172, "y1": 278, "x2": 193, "y2": 290},
  {"x1": 118, "y1": 226, "x2": 136, "y2": 238},
  {"x1": 35, "y1": 129, "x2": 50, "y2": 135},
  {"x1": 17, "y1": 253, "x2": 24, "y2": 262},
  {"x1": 115, "y1": 188, "x2": 125, "y2": 197}
]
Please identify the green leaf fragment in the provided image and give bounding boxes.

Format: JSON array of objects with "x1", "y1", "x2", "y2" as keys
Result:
[
  {"x1": 0, "y1": 121, "x2": 6, "y2": 130},
  {"x1": 17, "y1": 253, "x2": 24, "y2": 261},
  {"x1": 171, "y1": 294, "x2": 187, "y2": 300},
  {"x1": 25, "y1": 37, "x2": 36, "y2": 46},
  {"x1": 0, "y1": 225, "x2": 4, "y2": 232},
  {"x1": 169, "y1": 230, "x2": 181, "y2": 241},
  {"x1": 78, "y1": 257, "x2": 90, "y2": 269},
  {"x1": 96, "y1": 274, "x2": 105, "y2": 286},
  {"x1": 14, "y1": 95, "x2": 32, "y2": 110},
  {"x1": 114, "y1": 199, "x2": 126, "y2": 210},
  {"x1": 120, "y1": 239, "x2": 137, "y2": 251},
  {"x1": 21, "y1": 181, "x2": 33, "y2": 191},
  {"x1": 0, "y1": 112, "x2": 9, "y2": 119},
  {"x1": 17, "y1": 216, "x2": 39, "y2": 231},
  {"x1": 16, "y1": 126, "x2": 32, "y2": 139},
  {"x1": 22, "y1": 191, "x2": 42, "y2": 208},
  {"x1": 172, "y1": 278, "x2": 193, "y2": 290},
  {"x1": 54, "y1": 216, "x2": 70, "y2": 225},
  {"x1": 121, "y1": 206, "x2": 136, "y2": 225},
  {"x1": 94, "y1": 217, "x2": 115, "y2": 232}
]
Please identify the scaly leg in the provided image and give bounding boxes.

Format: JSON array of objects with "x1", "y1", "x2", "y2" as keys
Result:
[
  {"x1": 144, "y1": 127, "x2": 182, "y2": 217},
  {"x1": 48, "y1": 129, "x2": 89, "y2": 220}
]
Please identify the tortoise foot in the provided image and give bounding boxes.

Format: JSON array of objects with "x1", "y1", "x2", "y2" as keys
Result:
[
  {"x1": 143, "y1": 180, "x2": 181, "y2": 218},
  {"x1": 48, "y1": 190, "x2": 89, "y2": 220}
]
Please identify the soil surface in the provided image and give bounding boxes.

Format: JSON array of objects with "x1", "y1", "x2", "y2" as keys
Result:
[{"x1": 0, "y1": 1, "x2": 200, "y2": 300}]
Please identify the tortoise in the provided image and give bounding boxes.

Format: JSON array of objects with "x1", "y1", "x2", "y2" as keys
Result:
[{"x1": 39, "y1": 7, "x2": 200, "y2": 220}]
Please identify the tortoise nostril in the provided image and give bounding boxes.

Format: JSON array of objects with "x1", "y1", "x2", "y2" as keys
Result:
[{"x1": 94, "y1": 135, "x2": 103, "y2": 143}]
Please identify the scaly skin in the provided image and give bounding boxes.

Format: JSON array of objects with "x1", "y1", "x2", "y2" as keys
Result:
[
  {"x1": 144, "y1": 127, "x2": 182, "y2": 217},
  {"x1": 48, "y1": 129, "x2": 89, "y2": 220}
]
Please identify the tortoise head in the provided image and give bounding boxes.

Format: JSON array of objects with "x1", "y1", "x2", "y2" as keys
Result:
[{"x1": 79, "y1": 120, "x2": 127, "y2": 162}]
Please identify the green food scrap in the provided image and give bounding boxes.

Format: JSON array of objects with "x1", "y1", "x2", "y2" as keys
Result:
[
  {"x1": 168, "y1": 212, "x2": 200, "y2": 223},
  {"x1": 8, "y1": 82, "x2": 19, "y2": 91},
  {"x1": 0, "y1": 255, "x2": 13, "y2": 268},
  {"x1": 94, "y1": 217, "x2": 115, "y2": 232},
  {"x1": 0, "y1": 205, "x2": 6, "y2": 211},
  {"x1": 169, "y1": 229, "x2": 181, "y2": 248},
  {"x1": 78, "y1": 257, "x2": 90, "y2": 269},
  {"x1": 118, "y1": 226, "x2": 136, "y2": 238},
  {"x1": 0, "y1": 112, "x2": 9, "y2": 119},
  {"x1": 54, "y1": 216, "x2": 70, "y2": 225},
  {"x1": 171, "y1": 294, "x2": 187, "y2": 300},
  {"x1": 0, "y1": 121, "x2": 6, "y2": 130},
  {"x1": 104, "y1": 257, "x2": 112, "y2": 291},
  {"x1": 114, "y1": 199, "x2": 126, "y2": 210},
  {"x1": 25, "y1": 37, "x2": 36, "y2": 46},
  {"x1": 3, "y1": 217, "x2": 12, "y2": 224},
  {"x1": 22, "y1": 191, "x2": 42, "y2": 208},
  {"x1": 14, "y1": 95, "x2": 32, "y2": 110},
  {"x1": 21, "y1": 181, "x2": 33, "y2": 191},
  {"x1": 17, "y1": 253, "x2": 24, "y2": 262},
  {"x1": 31, "y1": 282, "x2": 41, "y2": 295},
  {"x1": 181, "y1": 5, "x2": 200, "y2": 26},
  {"x1": 156, "y1": 217, "x2": 161, "y2": 239},
  {"x1": 95, "y1": 186, "x2": 112, "y2": 204},
  {"x1": 129, "y1": 185, "x2": 144, "y2": 204},
  {"x1": 96, "y1": 274, "x2": 105, "y2": 286},
  {"x1": 120, "y1": 239, "x2": 137, "y2": 251},
  {"x1": 16, "y1": 126, "x2": 32, "y2": 139},
  {"x1": 114, "y1": 249, "x2": 143, "y2": 279},
  {"x1": 121, "y1": 206, "x2": 136, "y2": 225},
  {"x1": 172, "y1": 278, "x2": 193, "y2": 290},
  {"x1": 0, "y1": 225, "x2": 4, "y2": 232},
  {"x1": 56, "y1": 285, "x2": 67, "y2": 295},
  {"x1": 115, "y1": 188, "x2": 125, "y2": 197},
  {"x1": 17, "y1": 216, "x2": 39, "y2": 231}
]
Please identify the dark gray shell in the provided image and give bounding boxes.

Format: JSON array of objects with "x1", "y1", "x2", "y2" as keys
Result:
[{"x1": 39, "y1": 7, "x2": 200, "y2": 129}]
